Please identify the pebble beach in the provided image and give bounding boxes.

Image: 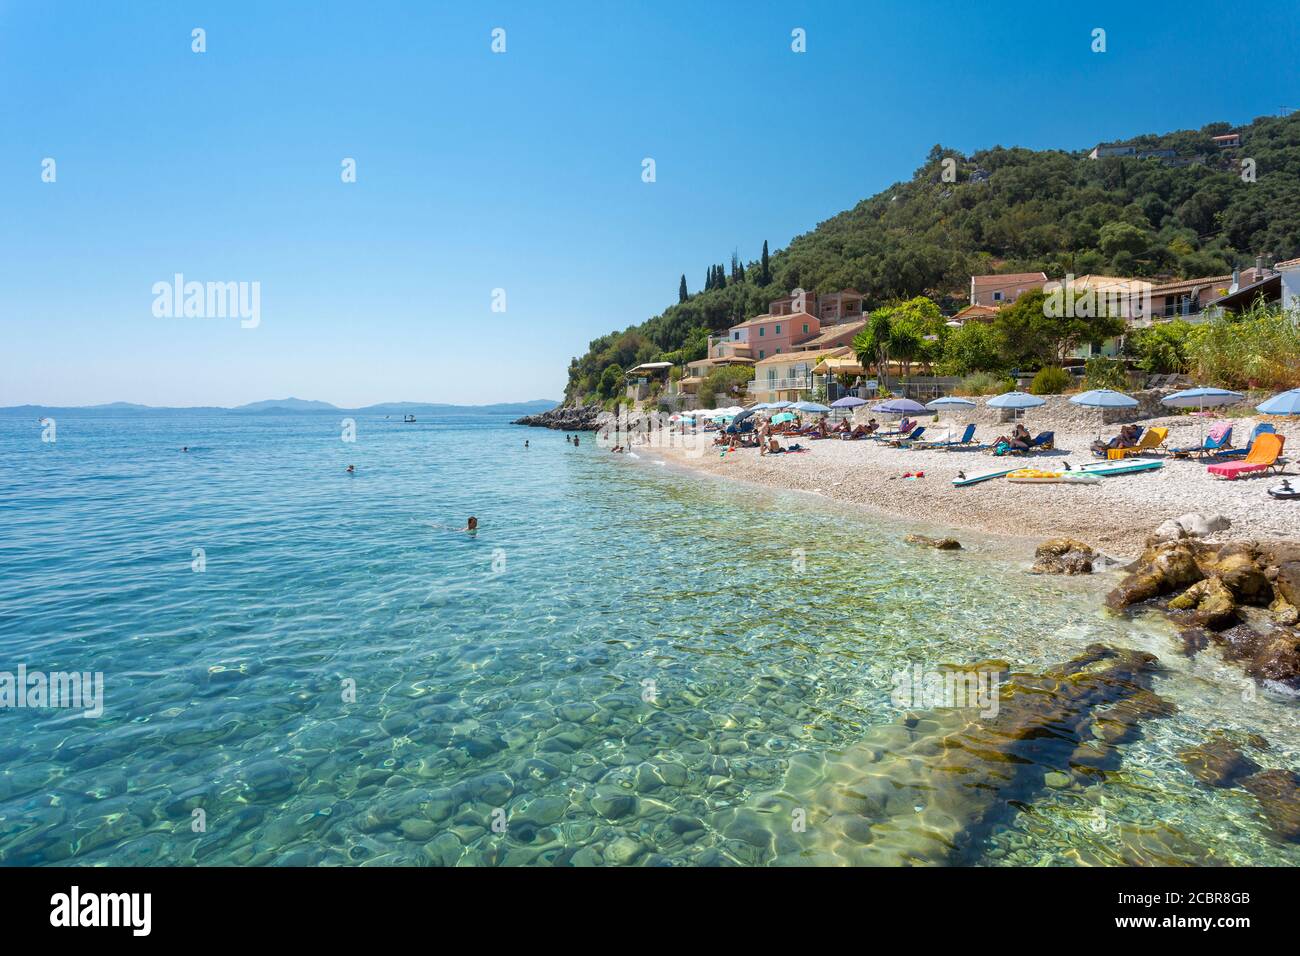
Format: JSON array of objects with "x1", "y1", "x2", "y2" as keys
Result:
[{"x1": 644, "y1": 412, "x2": 1300, "y2": 556}]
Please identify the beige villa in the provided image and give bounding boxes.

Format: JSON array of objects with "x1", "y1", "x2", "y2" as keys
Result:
[{"x1": 746, "y1": 347, "x2": 853, "y2": 405}]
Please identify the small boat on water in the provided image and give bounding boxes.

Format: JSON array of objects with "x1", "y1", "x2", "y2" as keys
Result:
[{"x1": 403, "y1": 414, "x2": 417, "y2": 423}]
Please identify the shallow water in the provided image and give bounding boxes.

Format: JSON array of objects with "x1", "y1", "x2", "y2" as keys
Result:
[{"x1": 0, "y1": 410, "x2": 1296, "y2": 866}]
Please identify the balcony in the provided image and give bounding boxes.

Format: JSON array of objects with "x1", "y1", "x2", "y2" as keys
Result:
[{"x1": 747, "y1": 377, "x2": 813, "y2": 393}]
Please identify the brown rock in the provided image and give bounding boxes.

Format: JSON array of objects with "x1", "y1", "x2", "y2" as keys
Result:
[
  {"x1": 1167, "y1": 576, "x2": 1238, "y2": 630},
  {"x1": 1248, "y1": 631, "x2": 1300, "y2": 685},
  {"x1": 1106, "y1": 541, "x2": 1202, "y2": 609},
  {"x1": 1240, "y1": 770, "x2": 1300, "y2": 842},
  {"x1": 1178, "y1": 735, "x2": 1261, "y2": 788},
  {"x1": 1031, "y1": 538, "x2": 1096, "y2": 575},
  {"x1": 1198, "y1": 543, "x2": 1270, "y2": 605},
  {"x1": 904, "y1": 534, "x2": 961, "y2": 550}
]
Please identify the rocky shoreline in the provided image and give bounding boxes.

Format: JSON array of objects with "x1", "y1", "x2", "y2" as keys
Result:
[{"x1": 512, "y1": 403, "x2": 605, "y2": 431}]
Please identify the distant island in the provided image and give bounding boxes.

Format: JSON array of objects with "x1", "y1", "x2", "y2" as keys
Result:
[{"x1": 0, "y1": 398, "x2": 561, "y2": 416}]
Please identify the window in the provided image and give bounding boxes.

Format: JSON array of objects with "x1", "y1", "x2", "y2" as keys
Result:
[
  {"x1": 993, "y1": 291, "x2": 1004, "y2": 302},
  {"x1": 803, "y1": 323, "x2": 809, "y2": 334},
  {"x1": 758, "y1": 350, "x2": 765, "y2": 359},
  {"x1": 775, "y1": 324, "x2": 781, "y2": 335},
  {"x1": 775, "y1": 348, "x2": 781, "y2": 354},
  {"x1": 733, "y1": 331, "x2": 740, "y2": 340},
  {"x1": 759, "y1": 327, "x2": 765, "y2": 337}
]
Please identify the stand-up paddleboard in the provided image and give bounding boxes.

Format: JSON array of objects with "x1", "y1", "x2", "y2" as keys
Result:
[
  {"x1": 1007, "y1": 469, "x2": 1101, "y2": 484},
  {"x1": 952, "y1": 465, "x2": 1020, "y2": 487},
  {"x1": 1077, "y1": 459, "x2": 1164, "y2": 477}
]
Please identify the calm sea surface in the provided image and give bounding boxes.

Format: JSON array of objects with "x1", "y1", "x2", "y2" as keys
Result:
[{"x1": 0, "y1": 409, "x2": 1297, "y2": 866}]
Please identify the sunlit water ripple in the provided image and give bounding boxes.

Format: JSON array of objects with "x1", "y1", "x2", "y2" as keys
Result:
[{"x1": 0, "y1": 410, "x2": 1296, "y2": 866}]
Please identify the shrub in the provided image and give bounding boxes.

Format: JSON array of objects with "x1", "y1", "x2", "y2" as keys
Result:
[
  {"x1": 1084, "y1": 357, "x2": 1127, "y2": 390},
  {"x1": 1185, "y1": 305, "x2": 1300, "y2": 390},
  {"x1": 1029, "y1": 366, "x2": 1071, "y2": 395},
  {"x1": 956, "y1": 372, "x2": 1015, "y2": 396}
]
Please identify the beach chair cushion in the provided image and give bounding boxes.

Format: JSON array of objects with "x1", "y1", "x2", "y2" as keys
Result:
[{"x1": 1207, "y1": 434, "x2": 1285, "y2": 479}]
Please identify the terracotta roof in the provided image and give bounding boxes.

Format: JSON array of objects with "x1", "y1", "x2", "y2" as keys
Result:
[
  {"x1": 793, "y1": 319, "x2": 867, "y2": 349},
  {"x1": 728, "y1": 311, "x2": 818, "y2": 330},
  {"x1": 754, "y1": 346, "x2": 851, "y2": 367},
  {"x1": 1277, "y1": 257, "x2": 1300, "y2": 270},
  {"x1": 1149, "y1": 275, "x2": 1232, "y2": 296},
  {"x1": 952, "y1": 303, "x2": 1001, "y2": 322},
  {"x1": 971, "y1": 272, "x2": 1047, "y2": 292}
]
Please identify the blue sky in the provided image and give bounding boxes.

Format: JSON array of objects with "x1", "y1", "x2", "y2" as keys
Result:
[{"x1": 2, "y1": 0, "x2": 1297, "y2": 407}]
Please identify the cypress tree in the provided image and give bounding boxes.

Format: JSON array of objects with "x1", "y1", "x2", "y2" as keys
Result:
[
  {"x1": 679, "y1": 274, "x2": 688, "y2": 302},
  {"x1": 760, "y1": 240, "x2": 771, "y2": 285}
]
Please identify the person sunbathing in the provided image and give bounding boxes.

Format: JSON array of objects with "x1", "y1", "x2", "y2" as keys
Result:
[
  {"x1": 1090, "y1": 423, "x2": 1141, "y2": 456},
  {"x1": 992, "y1": 424, "x2": 1031, "y2": 453},
  {"x1": 843, "y1": 423, "x2": 868, "y2": 440}
]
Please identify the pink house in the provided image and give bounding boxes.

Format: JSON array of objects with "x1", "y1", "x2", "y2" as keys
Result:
[
  {"x1": 969, "y1": 272, "x2": 1047, "y2": 307},
  {"x1": 724, "y1": 311, "x2": 820, "y2": 361}
]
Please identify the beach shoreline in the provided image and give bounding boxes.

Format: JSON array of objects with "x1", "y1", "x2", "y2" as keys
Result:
[{"x1": 629, "y1": 414, "x2": 1300, "y2": 557}]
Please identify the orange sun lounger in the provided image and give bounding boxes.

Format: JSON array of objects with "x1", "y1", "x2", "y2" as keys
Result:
[{"x1": 1206, "y1": 433, "x2": 1285, "y2": 479}]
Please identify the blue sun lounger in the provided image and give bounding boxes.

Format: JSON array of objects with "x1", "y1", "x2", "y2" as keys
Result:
[
  {"x1": 1169, "y1": 426, "x2": 1233, "y2": 459},
  {"x1": 1214, "y1": 423, "x2": 1273, "y2": 460},
  {"x1": 911, "y1": 423, "x2": 977, "y2": 450}
]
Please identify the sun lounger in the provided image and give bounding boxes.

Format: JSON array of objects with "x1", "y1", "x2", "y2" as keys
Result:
[
  {"x1": 886, "y1": 426, "x2": 926, "y2": 447},
  {"x1": 1108, "y1": 426, "x2": 1169, "y2": 458},
  {"x1": 1002, "y1": 431, "x2": 1055, "y2": 455},
  {"x1": 1091, "y1": 425, "x2": 1143, "y2": 457},
  {"x1": 1207, "y1": 434, "x2": 1286, "y2": 479},
  {"x1": 1169, "y1": 426, "x2": 1233, "y2": 459},
  {"x1": 1214, "y1": 423, "x2": 1273, "y2": 459},
  {"x1": 874, "y1": 418, "x2": 915, "y2": 439},
  {"x1": 911, "y1": 424, "x2": 977, "y2": 450}
]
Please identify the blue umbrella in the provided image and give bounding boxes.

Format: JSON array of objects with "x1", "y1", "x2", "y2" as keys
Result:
[
  {"x1": 987, "y1": 390, "x2": 1045, "y2": 422},
  {"x1": 872, "y1": 398, "x2": 928, "y2": 416},
  {"x1": 926, "y1": 396, "x2": 977, "y2": 410},
  {"x1": 1257, "y1": 388, "x2": 1300, "y2": 415},
  {"x1": 987, "y1": 390, "x2": 1046, "y2": 409},
  {"x1": 1163, "y1": 387, "x2": 1244, "y2": 408},
  {"x1": 793, "y1": 401, "x2": 831, "y2": 413},
  {"x1": 767, "y1": 400, "x2": 794, "y2": 409},
  {"x1": 1164, "y1": 386, "x2": 1244, "y2": 445},
  {"x1": 830, "y1": 396, "x2": 868, "y2": 408},
  {"x1": 1069, "y1": 388, "x2": 1138, "y2": 409}
]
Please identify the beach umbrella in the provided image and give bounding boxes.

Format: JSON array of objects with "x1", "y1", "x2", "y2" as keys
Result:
[
  {"x1": 987, "y1": 390, "x2": 1045, "y2": 421},
  {"x1": 926, "y1": 396, "x2": 977, "y2": 410},
  {"x1": 732, "y1": 407, "x2": 759, "y2": 426},
  {"x1": 767, "y1": 400, "x2": 794, "y2": 409},
  {"x1": 1163, "y1": 386, "x2": 1245, "y2": 446},
  {"x1": 872, "y1": 398, "x2": 928, "y2": 417},
  {"x1": 1070, "y1": 389, "x2": 1139, "y2": 441},
  {"x1": 1256, "y1": 388, "x2": 1300, "y2": 416},
  {"x1": 1069, "y1": 388, "x2": 1138, "y2": 409},
  {"x1": 771, "y1": 412, "x2": 796, "y2": 425},
  {"x1": 792, "y1": 401, "x2": 831, "y2": 413},
  {"x1": 830, "y1": 396, "x2": 868, "y2": 408}
]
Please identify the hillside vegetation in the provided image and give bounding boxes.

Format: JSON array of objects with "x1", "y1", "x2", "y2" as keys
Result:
[{"x1": 567, "y1": 112, "x2": 1300, "y2": 404}]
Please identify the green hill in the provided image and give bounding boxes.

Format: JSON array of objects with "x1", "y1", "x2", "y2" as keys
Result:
[{"x1": 566, "y1": 112, "x2": 1300, "y2": 403}]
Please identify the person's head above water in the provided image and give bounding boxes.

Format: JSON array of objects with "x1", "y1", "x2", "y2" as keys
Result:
[{"x1": 465, "y1": 516, "x2": 478, "y2": 531}]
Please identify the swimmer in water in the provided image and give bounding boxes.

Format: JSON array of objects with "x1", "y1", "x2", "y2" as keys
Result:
[
  {"x1": 460, "y1": 516, "x2": 478, "y2": 533},
  {"x1": 345, "y1": 464, "x2": 355, "y2": 474},
  {"x1": 573, "y1": 436, "x2": 580, "y2": 447},
  {"x1": 525, "y1": 440, "x2": 529, "y2": 448},
  {"x1": 182, "y1": 446, "x2": 188, "y2": 453}
]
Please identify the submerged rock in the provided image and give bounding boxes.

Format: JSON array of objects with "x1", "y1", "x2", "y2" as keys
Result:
[
  {"x1": 761, "y1": 644, "x2": 1174, "y2": 865},
  {"x1": 1031, "y1": 538, "x2": 1096, "y2": 575},
  {"x1": 1167, "y1": 576, "x2": 1238, "y2": 629},
  {"x1": 904, "y1": 534, "x2": 962, "y2": 550},
  {"x1": 1240, "y1": 770, "x2": 1300, "y2": 842},
  {"x1": 1178, "y1": 734, "x2": 1261, "y2": 788}
]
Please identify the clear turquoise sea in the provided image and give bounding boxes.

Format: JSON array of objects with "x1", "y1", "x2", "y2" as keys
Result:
[{"x1": 1, "y1": 410, "x2": 1297, "y2": 866}]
